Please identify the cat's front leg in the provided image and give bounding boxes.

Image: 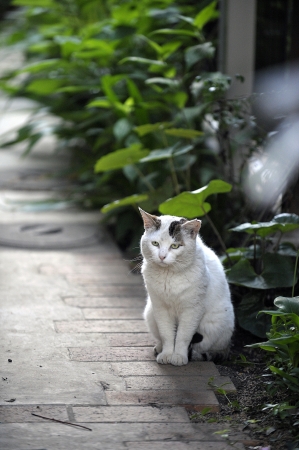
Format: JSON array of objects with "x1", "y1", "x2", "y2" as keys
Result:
[
  {"x1": 152, "y1": 306, "x2": 176, "y2": 365},
  {"x1": 171, "y1": 309, "x2": 200, "y2": 366}
]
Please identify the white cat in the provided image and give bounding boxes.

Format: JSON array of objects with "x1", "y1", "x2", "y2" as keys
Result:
[{"x1": 139, "y1": 208, "x2": 234, "y2": 366}]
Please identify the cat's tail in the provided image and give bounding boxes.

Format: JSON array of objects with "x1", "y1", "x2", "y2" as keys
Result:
[{"x1": 188, "y1": 332, "x2": 230, "y2": 362}]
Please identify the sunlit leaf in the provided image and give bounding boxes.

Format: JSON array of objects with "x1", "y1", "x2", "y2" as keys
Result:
[
  {"x1": 194, "y1": 1, "x2": 219, "y2": 30},
  {"x1": 134, "y1": 122, "x2": 172, "y2": 136},
  {"x1": 94, "y1": 144, "x2": 149, "y2": 172},
  {"x1": 165, "y1": 128, "x2": 203, "y2": 139},
  {"x1": 101, "y1": 193, "x2": 149, "y2": 213},
  {"x1": 26, "y1": 79, "x2": 63, "y2": 95},
  {"x1": 159, "y1": 180, "x2": 232, "y2": 218}
]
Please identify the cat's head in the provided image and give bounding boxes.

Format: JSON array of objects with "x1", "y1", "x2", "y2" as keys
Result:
[{"x1": 139, "y1": 208, "x2": 201, "y2": 268}]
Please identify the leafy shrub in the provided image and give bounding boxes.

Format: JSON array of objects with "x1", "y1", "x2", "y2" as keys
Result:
[
  {"x1": 249, "y1": 296, "x2": 299, "y2": 429},
  {"x1": 222, "y1": 215, "x2": 299, "y2": 337},
  {"x1": 0, "y1": 0, "x2": 260, "y2": 252}
]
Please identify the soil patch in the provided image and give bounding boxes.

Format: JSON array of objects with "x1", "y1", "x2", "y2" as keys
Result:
[{"x1": 189, "y1": 326, "x2": 299, "y2": 450}]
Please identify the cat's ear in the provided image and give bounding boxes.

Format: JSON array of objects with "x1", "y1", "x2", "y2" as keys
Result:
[
  {"x1": 181, "y1": 219, "x2": 201, "y2": 239},
  {"x1": 139, "y1": 208, "x2": 161, "y2": 231}
]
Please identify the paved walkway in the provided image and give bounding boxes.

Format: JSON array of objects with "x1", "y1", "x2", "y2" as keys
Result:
[{"x1": 0, "y1": 90, "x2": 254, "y2": 449}]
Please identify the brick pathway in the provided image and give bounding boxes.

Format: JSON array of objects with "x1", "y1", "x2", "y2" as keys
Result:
[{"x1": 0, "y1": 227, "x2": 259, "y2": 449}]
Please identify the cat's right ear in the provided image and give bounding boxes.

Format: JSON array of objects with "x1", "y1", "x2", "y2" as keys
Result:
[{"x1": 139, "y1": 208, "x2": 161, "y2": 231}]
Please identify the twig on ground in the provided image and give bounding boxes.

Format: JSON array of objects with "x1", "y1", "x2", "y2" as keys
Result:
[{"x1": 31, "y1": 413, "x2": 92, "y2": 431}]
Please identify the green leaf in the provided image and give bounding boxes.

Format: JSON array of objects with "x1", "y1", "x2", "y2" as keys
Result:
[
  {"x1": 17, "y1": 59, "x2": 61, "y2": 74},
  {"x1": 185, "y1": 42, "x2": 215, "y2": 69},
  {"x1": 165, "y1": 128, "x2": 203, "y2": 139},
  {"x1": 134, "y1": 122, "x2": 172, "y2": 137},
  {"x1": 274, "y1": 296, "x2": 299, "y2": 316},
  {"x1": 194, "y1": 1, "x2": 219, "y2": 30},
  {"x1": 227, "y1": 254, "x2": 295, "y2": 289},
  {"x1": 101, "y1": 193, "x2": 149, "y2": 214},
  {"x1": 150, "y1": 28, "x2": 197, "y2": 37},
  {"x1": 159, "y1": 180, "x2": 232, "y2": 218},
  {"x1": 230, "y1": 214, "x2": 299, "y2": 237},
  {"x1": 119, "y1": 57, "x2": 167, "y2": 67},
  {"x1": 113, "y1": 118, "x2": 132, "y2": 142},
  {"x1": 236, "y1": 293, "x2": 271, "y2": 338},
  {"x1": 26, "y1": 79, "x2": 63, "y2": 95},
  {"x1": 140, "y1": 144, "x2": 193, "y2": 163},
  {"x1": 94, "y1": 144, "x2": 149, "y2": 172},
  {"x1": 160, "y1": 192, "x2": 211, "y2": 217},
  {"x1": 87, "y1": 98, "x2": 111, "y2": 109}
]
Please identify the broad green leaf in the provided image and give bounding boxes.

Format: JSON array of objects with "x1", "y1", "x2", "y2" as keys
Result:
[
  {"x1": 134, "y1": 122, "x2": 172, "y2": 137},
  {"x1": 227, "y1": 259, "x2": 267, "y2": 289},
  {"x1": 140, "y1": 144, "x2": 193, "y2": 163},
  {"x1": 150, "y1": 28, "x2": 197, "y2": 37},
  {"x1": 101, "y1": 194, "x2": 149, "y2": 214},
  {"x1": 185, "y1": 42, "x2": 215, "y2": 69},
  {"x1": 87, "y1": 98, "x2": 111, "y2": 108},
  {"x1": 227, "y1": 254, "x2": 295, "y2": 289},
  {"x1": 230, "y1": 213, "x2": 299, "y2": 237},
  {"x1": 17, "y1": 59, "x2": 61, "y2": 74},
  {"x1": 273, "y1": 213, "x2": 299, "y2": 232},
  {"x1": 159, "y1": 192, "x2": 211, "y2": 217},
  {"x1": 194, "y1": 1, "x2": 219, "y2": 30},
  {"x1": 94, "y1": 144, "x2": 149, "y2": 172},
  {"x1": 26, "y1": 79, "x2": 63, "y2": 95},
  {"x1": 274, "y1": 296, "x2": 299, "y2": 316},
  {"x1": 119, "y1": 57, "x2": 166, "y2": 67},
  {"x1": 236, "y1": 293, "x2": 271, "y2": 338},
  {"x1": 159, "y1": 180, "x2": 232, "y2": 218},
  {"x1": 191, "y1": 179, "x2": 232, "y2": 200},
  {"x1": 165, "y1": 128, "x2": 203, "y2": 139}
]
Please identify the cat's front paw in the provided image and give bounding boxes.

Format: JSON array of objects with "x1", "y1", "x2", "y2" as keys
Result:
[
  {"x1": 170, "y1": 352, "x2": 188, "y2": 366},
  {"x1": 156, "y1": 351, "x2": 172, "y2": 364},
  {"x1": 154, "y1": 342, "x2": 162, "y2": 355}
]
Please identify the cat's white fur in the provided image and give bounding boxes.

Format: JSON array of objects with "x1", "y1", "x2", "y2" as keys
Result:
[{"x1": 139, "y1": 208, "x2": 234, "y2": 366}]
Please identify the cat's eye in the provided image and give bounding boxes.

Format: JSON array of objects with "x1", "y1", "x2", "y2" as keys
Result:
[
  {"x1": 171, "y1": 243, "x2": 180, "y2": 249},
  {"x1": 152, "y1": 241, "x2": 159, "y2": 247}
]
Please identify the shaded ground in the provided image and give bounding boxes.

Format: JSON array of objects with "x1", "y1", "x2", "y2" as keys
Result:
[{"x1": 189, "y1": 326, "x2": 299, "y2": 450}]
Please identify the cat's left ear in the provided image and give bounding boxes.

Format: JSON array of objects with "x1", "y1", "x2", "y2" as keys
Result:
[
  {"x1": 139, "y1": 207, "x2": 161, "y2": 231},
  {"x1": 181, "y1": 219, "x2": 201, "y2": 239}
]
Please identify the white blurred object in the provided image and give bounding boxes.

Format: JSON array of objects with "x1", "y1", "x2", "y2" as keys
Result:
[{"x1": 243, "y1": 63, "x2": 299, "y2": 209}]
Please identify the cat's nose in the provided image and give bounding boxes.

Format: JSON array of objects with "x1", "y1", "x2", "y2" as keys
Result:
[{"x1": 159, "y1": 254, "x2": 166, "y2": 261}]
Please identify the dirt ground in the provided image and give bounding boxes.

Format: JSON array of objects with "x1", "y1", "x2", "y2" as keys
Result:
[{"x1": 189, "y1": 326, "x2": 299, "y2": 450}]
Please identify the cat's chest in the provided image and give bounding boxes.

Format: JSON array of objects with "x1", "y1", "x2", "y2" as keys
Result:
[{"x1": 143, "y1": 267, "x2": 197, "y2": 304}]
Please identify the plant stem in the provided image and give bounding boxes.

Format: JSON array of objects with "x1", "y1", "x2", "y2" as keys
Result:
[
  {"x1": 202, "y1": 206, "x2": 232, "y2": 265},
  {"x1": 169, "y1": 157, "x2": 180, "y2": 196},
  {"x1": 292, "y1": 250, "x2": 299, "y2": 298},
  {"x1": 132, "y1": 164, "x2": 155, "y2": 192}
]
